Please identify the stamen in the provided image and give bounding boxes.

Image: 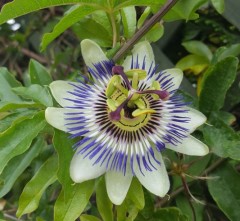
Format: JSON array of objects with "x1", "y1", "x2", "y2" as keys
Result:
[
  {"x1": 137, "y1": 90, "x2": 170, "y2": 101},
  {"x1": 112, "y1": 66, "x2": 132, "y2": 90},
  {"x1": 109, "y1": 94, "x2": 133, "y2": 121}
]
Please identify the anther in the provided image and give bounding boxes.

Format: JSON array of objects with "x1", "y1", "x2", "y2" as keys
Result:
[{"x1": 137, "y1": 90, "x2": 170, "y2": 101}]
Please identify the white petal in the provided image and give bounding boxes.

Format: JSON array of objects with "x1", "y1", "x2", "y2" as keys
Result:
[
  {"x1": 45, "y1": 107, "x2": 79, "y2": 132},
  {"x1": 70, "y1": 151, "x2": 106, "y2": 183},
  {"x1": 134, "y1": 154, "x2": 170, "y2": 197},
  {"x1": 161, "y1": 68, "x2": 183, "y2": 92},
  {"x1": 105, "y1": 170, "x2": 133, "y2": 205},
  {"x1": 166, "y1": 135, "x2": 209, "y2": 156},
  {"x1": 187, "y1": 108, "x2": 207, "y2": 133},
  {"x1": 49, "y1": 80, "x2": 76, "y2": 107},
  {"x1": 122, "y1": 41, "x2": 155, "y2": 72},
  {"x1": 81, "y1": 39, "x2": 108, "y2": 69}
]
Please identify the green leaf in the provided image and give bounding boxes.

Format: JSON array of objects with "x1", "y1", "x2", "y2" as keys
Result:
[
  {"x1": 121, "y1": 6, "x2": 136, "y2": 39},
  {"x1": 141, "y1": 22, "x2": 164, "y2": 42},
  {"x1": 137, "y1": 7, "x2": 151, "y2": 29},
  {"x1": 208, "y1": 163, "x2": 240, "y2": 221},
  {"x1": 17, "y1": 155, "x2": 58, "y2": 217},
  {"x1": 0, "y1": 111, "x2": 46, "y2": 175},
  {"x1": 211, "y1": 0, "x2": 225, "y2": 14},
  {"x1": 53, "y1": 129, "x2": 74, "y2": 200},
  {"x1": 54, "y1": 180, "x2": 95, "y2": 221},
  {"x1": 115, "y1": 0, "x2": 204, "y2": 23},
  {"x1": 117, "y1": 201, "x2": 139, "y2": 221},
  {"x1": 176, "y1": 195, "x2": 204, "y2": 221},
  {"x1": 0, "y1": 101, "x2": 43, "y2": 112},
  {"x1": 41, "y1": 5, "x2": 98, "y2": 50},
  {"x1": 92, "y1": 11, "x2": 112, "y2": 36},
  {"x1": 0, "y1": 67, "x2": 21, "y2": 87},
  {"x1": 138, "y1": 190, "x2": 154, "y2": 219},
  {"x1": 203, "y1": 112, "x2": 240, "y2": 160},
  {"x1": 127, "y1": 178, "x2": 144, "y2": 210},
  {"x1": 72, "y1": 16, "x2": 112, "y2": 48},
  {"x1": 204, "y1": 126, "x2": 240, "y2": 160},
  {"x1": 152, "y1": 207, "x2": 189, "y2": 221},
  {"x1": 96, "y1": 178, "x2": 113, "y2": 221},
  {"x1": 150, "y1": 0, "x2": 208, "y2": 21},
  {"x1": 29, "y1": 60, "x2": 52, "y2": 85},
  {"x1": 0, "y1": 0, "x2": 104, "y2": 25},
  {"x1": 199, "y1": 57, "x2": 239, "y2": 115},
  {"x1": 0, "y1": 110, "x2": 37, "y2": 133},
  {"x1": 0, "y1": 137, "x2": 45, "y2": 197},
  {"x1": 114, "y1": 0, "x2": 164, "y2": 10},
  {"x1": 216, "y1": 44, "x2": 240, "y2": 62},
  {"x1": 224, "y1": 73, "x2": 240, "y2": 110},
  {"x1": 12, "y1": 84, "x2": 53, "y2": 107},
  {"x1": 0, "y1": 68, "x2": 21, "y2": 102},
  {"x1": 176, "y1": 54, "x2": 209, "y2": 74},
  {"x1": 80, "y1": 215, "x2": 101, "y2": 221},
  {"x1": 182, "y1": 41, "x2": 213, "y2": 61}
]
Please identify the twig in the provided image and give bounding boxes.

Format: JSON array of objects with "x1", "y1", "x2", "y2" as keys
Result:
[
  {"x1": 3, "y1": 213, "x2": 23, "y2": 221},
  {"x1": 157, "y1": 157, "x2": 226, "y2": 207},
  {"x1": 181, "y1": 175, "x2": 197, "y2": 221},
  {"x1": 20, "y1": 47, "x2": 48, "y2": 64},
  {"x1": 112, "y1": 0, "x2": 179, "y2": 62}
]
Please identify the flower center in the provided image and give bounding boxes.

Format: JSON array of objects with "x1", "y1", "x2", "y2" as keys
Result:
[{"x1": 105, "y1": 65, "x2": 169, "y2": 130}]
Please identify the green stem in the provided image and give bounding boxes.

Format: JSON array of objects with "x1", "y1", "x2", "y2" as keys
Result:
[
  {"x1": 109, "y1": 11, "x2": 117, "y2": 48},
  {"x1": 112, "y1": 0, "x2": 179, "y2": 62}
]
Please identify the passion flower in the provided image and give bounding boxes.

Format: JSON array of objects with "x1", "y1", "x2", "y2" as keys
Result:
[{"x1": 45, "y1": 39, "x2": 209, "y2": 205}]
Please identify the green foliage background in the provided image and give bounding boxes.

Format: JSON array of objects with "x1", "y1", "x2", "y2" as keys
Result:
[{"x1": 0, "y1": 0, "x2": 240, "y2": 220}]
